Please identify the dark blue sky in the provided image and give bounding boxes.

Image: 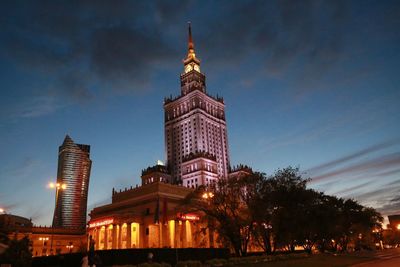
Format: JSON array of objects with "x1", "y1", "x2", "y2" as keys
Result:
[{"x1": 0, "y1": 0, "x2": 399, "y2": 226}]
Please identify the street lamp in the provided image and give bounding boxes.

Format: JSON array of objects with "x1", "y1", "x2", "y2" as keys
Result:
[
  {"x1": 38, "y1": 237, "x2": 49, "y2": 256},
  {"x1": 202, "y1": 192, "x2": 214, "y2": 199},
  {"x1": 48, "y1": 182, "x2": 67, "y2": 254},
  {"x1": 66, "y1": 244, "x2": 74, "y2": 253},
  {"x1": 397, "y1": 224, "x2": 400, "y2": 230}
]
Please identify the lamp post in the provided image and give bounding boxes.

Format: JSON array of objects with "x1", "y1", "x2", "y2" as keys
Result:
[
  {"x1": 202, "y1": 191, "x2": 214, "y2": 200},
  {"x1": 38, "y1": 237, "x2": 49, "y2": 256},
  {"x1": 202, "y1": 191, "x2": 214, "y2": 248},
  {"x1": 48, "y1": 182, "x2": 66, "y2": 254},
  {"x1": 66, "y1": 243, "x2": 74, "y2": 253}
]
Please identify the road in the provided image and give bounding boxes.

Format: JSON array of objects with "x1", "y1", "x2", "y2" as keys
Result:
[{"x1": 352, "y1": 248, "x2": 400, "y2": 267}]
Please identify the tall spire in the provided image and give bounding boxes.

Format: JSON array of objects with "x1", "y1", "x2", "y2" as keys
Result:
[
  {"x1": 188, "y1": 22, "x2": 194, "y2": 51},
  {"x1": 183, "y1": 22, "x2": 200, "y2": 71}
]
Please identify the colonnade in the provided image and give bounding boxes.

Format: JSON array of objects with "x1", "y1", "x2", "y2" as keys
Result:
[{"x1": 89, "y1": 219, "x2": 217, "y2": 250}]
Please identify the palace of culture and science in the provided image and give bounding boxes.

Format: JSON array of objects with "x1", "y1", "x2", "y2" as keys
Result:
[
  {"x1": 85, "y1": 24, "x2": 251, "y2": 250},
  {"x1": 164, "y1": 24, "x2": 230, "y2": 186}
]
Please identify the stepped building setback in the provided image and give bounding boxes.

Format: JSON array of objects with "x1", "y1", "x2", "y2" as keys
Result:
[{"x1": 164, "y1": 23, "x2": 230, "y2": 186}]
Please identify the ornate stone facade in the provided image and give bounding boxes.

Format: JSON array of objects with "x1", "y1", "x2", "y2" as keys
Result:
[
  {"x1": 164, "y1": 24, "x2": 230, "y2": 185},
  {"x1": 88, "y1": 182, "x2": 217, "y2": 249}
]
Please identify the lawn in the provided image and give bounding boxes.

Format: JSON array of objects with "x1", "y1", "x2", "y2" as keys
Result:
[{"x1": 235, "y1": 253, "x2": 376, "y2": 267}]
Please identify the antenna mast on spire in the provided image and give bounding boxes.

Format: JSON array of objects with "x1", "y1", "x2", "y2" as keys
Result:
[{"x1": 188, "y1": 21, "x2": 194, "y2": 50}]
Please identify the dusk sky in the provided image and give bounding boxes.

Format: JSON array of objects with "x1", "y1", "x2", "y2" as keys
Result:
[{"x1": 0, "y1": 0, "x2": 399, "y2": 226}]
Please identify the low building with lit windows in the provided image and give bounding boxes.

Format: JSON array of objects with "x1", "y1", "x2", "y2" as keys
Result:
[
  {"x1": 88, "y1": 167, "x2": 218, "y2": 250},
  {"x1": 31, "y1": 226, "x2": 86, "y2": 256},
  {"x1": 0, "y1": 213, "x2": 86, "y2": 256}
]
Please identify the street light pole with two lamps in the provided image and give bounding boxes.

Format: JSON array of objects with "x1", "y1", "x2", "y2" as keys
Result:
[{"x1": 48, "y1": 182, "x2": 67, "y2": 255}]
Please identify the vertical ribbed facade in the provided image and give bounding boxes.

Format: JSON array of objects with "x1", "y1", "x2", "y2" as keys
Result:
[
  {"x1": 52, "y1": 135, "x2": 92, "y2": 230},
  {"x1": 164, "y1": 25, "x2": 230, "y2": 185}
]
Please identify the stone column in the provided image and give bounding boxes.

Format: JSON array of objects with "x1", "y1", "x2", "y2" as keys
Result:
[
  {"x1": 140, "y1": 223, "x2": 146, "y2": 248},
  {"x1": 163, "y1": 222, "x2": 169, "y2": 248},
  {"x1": 175, "y1": 220, "x2": 181, "y2": 248},
  {"x1": 112, "y1": 225, "x2": 118, "y2": 249},
  {"x1": 118, "y1": 224, "x2": 122, "y2": 249},
  {"x1": 95, "y1": 228, "x2": 100, "y2": 250},
  {"x1": 126, "y1": 223, "x2": 132, "y2": 248},
  {"x1": 182, "y1": 221, "x2": 187, "y2": 248},
  {"x1": 104, "y1": 226, "x2": 108, "y2": 250}
]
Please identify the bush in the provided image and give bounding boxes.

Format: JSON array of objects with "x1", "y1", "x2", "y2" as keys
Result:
[
  {"x1": 176, "y1": 260, "x2": 202, "y2": 267},
  {"x1": 205, "y1": 258, "x2": 227, "y2": 266},
  {"x1": 137, "y1": 263, "x2": 171, "y2": 267}
]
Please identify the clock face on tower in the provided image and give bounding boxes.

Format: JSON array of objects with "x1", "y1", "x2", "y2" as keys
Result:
[
  {"x1": 185, "y1": 64, "x2": 193, "y2": 73},
  {"x1": 184, "y1": 63, "x2": 200, "y2": 73}
]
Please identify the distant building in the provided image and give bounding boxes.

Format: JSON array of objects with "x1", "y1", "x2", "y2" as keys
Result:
[
  {"x1": 52, "y1": 135, "x2": 92, "y2": 231},
  {"x1": 164, "y1": 23, "x2": 230, "y2": 186},
  {"x1": 0, "y1": 213, "x2": 33, "y2": 238},
  {"x1": 0, "y1": 213, "x2": 85, "y2": 256},
  {"x1": 388, "y1": 214, "x2": 400, "y2": 230}
]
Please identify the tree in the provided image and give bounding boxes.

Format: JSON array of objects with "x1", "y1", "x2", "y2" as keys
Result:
[
  {"x1": 0, "y1": 236, "x2": 32, "y2": 267},
  {"x1": 183, "y1": 166, "x2": 383, "y2": 256},
  {"x1": 183, "y1": 174, "x2": 264, "y2": 256}
]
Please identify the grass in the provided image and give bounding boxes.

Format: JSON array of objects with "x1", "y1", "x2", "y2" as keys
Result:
[{"x1": 234, "y1": 253, "x2": 376, "y2": 267}]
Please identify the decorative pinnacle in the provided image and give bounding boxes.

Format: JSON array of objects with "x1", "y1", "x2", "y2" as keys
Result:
[{"x1": 188, "y1": 21, "x2": 194, "y2": 51}]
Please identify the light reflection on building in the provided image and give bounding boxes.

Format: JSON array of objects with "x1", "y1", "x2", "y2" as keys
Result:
[{"x1": 52, "y1": 135, "x2": 92, "y2": 231}]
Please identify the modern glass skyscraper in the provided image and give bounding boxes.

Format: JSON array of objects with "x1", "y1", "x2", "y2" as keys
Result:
[
  {"x1": 52, "y1": 135, "x2": 92, "y2": 230},
  {"x1": 164, "y1": 24, "x2": 230, "y2": 186}
]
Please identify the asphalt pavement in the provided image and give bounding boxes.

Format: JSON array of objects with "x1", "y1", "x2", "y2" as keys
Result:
[{"x1": 352, "y1": 248, "x2": 400, "y2": 267}]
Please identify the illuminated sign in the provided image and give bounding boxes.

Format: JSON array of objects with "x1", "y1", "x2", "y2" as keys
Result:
[
  {"x1": 178, "y1": 213, "x2": 200, "y2": 221},
  {"x1": 89, "y1": 218, "x2": 114, "y2": 228}
]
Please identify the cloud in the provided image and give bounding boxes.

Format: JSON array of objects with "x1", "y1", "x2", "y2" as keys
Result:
[
  {"x1": 331, "y1": 181, "x2": 375, "y2": 196},
  {"x1": 306, "y1": 140, "x2": 400, "y2": 175},
  {"x1": 90, "y1": 25, "x2": 175, "y2": 91},
  {"x1": 310, "y1": 152, "x2": 400, "y2": 183},
  {"x1": 0, "y1": 0, "x2": 183, "y2": 118},
  {"x1": 1, "y1": 0, "x2": 399, "y2": 120},
  {"x1": 352, "y1": 180, "x2": 400, "y2": 215},
  {"x1": 1, "y1": 157, "x2": 43, "y2": 178}
]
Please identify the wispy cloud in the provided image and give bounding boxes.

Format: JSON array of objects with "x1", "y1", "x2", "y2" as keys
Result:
[
  {"x1": 14, "y1": 96, "x2": 65, "y2": 119},
  {"x1": 331, "y1": 181, "x2": 375, "y2": 196},
  {"x1": 310, "y1": 152, "x2": 400, "y2": 183},
  {"x1": 307, "y1": 140, "x2": 399, "y2": 175}
]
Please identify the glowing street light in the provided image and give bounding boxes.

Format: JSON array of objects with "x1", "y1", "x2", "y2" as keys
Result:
[
  {"x1": 66, "y1": 244, "x2": 74, "y2": 253},
  {"x1": 202, "y1": 192, "x2": 214, "y2": 199},
  {"x1": 397, "y1": 224, "x2": 400, "y2": 230},
  {"x1": 48, "y1": 181, "x2": 67, "y2": 254},
  {"x1": 48, "y1": 182, "x2": 67, "y2": 190}
]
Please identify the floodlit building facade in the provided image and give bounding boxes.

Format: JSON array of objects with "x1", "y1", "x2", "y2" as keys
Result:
[
  {"x1": 52, "y1": 135, "x2": 92, "y2": 231},
  {"x1": 164, "y1": 24, "x2": 230, "y2": 186},
  {"x1": 88, "y1": 172, "x2": 217, "y2": 249}
]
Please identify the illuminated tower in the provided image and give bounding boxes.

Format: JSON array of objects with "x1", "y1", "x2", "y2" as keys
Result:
[
  {"x1": 164, "y1": 24, "x2": 230, "y2": 186},
  {"x1": 52, "y1": 135, "x2": 92, "y2": 230}
]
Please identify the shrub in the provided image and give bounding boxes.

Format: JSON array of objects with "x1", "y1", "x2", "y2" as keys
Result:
[
  {"x1": 176, "y1": 260, "x2": 202, "y2": 267},
  {"x1": 205, "y1": 258, "x2": 227, "y2": 266},
  {"x1": 137, "y1": 263, "x2": 171, "y2": 267}
]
